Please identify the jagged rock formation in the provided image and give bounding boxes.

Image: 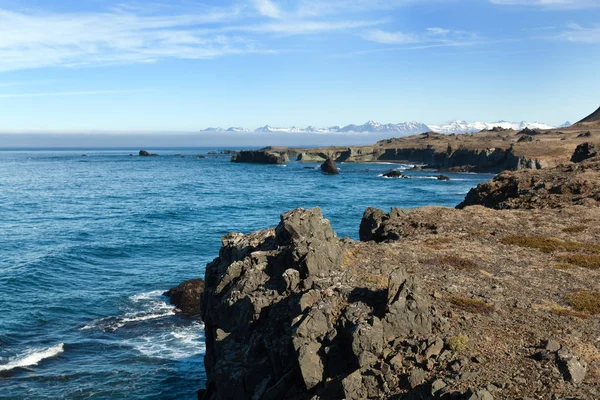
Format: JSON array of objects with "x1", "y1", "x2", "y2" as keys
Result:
[
  {"x1": 320, "y1": 158, "x2": 339, "y2": 174},
  {"x1": 231, "y1": 150, "x2": 289, "y2": 164},
  {"x1": 572, "y1": 142, "x2": 599, "y2": 163},
  {"x1": 164, "y1": 278, "x2": 205, "y2": 316},
  {"x1": 198, "y1": 205, "x2": 600, "y2": 399},
  {"x1": 139, "y1": 150, "x2": 158, "y2": 156},
  {"x1": 457, "y1": 154, "x2": 600, "y2": 210},
  {"x1": 201, "y1": 208, "x2": 447, "y2": 400}
]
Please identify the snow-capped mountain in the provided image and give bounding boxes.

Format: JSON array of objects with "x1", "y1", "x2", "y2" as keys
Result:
[
  {"x1": 338, "y1": 121, "x2": 430, "y2": 134},
  {"x1": 254, "y1": 125, "x2": 305, "y2": 133},
  {"x1": 427, "y1": 120, "x2": 555, "y2": 134},
  {"x1": 201, "y1": 119, "x2": 557, "y2": 135},
  {"x1": 226, "y1": 127, "x2": 253, "y2": 132}
]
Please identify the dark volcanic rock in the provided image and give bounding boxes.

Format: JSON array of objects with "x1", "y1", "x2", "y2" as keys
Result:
[
  {"x1": 231, "y1": 150, "x2": 285, "y2": 164},
  {"x1": 139, "y1": 150, "x2": 158, "y2": 156},
  {"x1": 164, "y1": 279, "x2": 205, "y2": 316},
  {"x1": 518, "y1": 127, "x2": 542, "y2": 136},
  {"x1": 382, "y1": 170, "x2": 407, "y2": 178},
  {"x1": 320, "y1": 158, "x2": 339, "y2": 174},
  {"x1": 200, "y1": 207, "x2": 441, "y2": 400},
  {"x1": 577, "y1": 131, "x2": 592, "y2": 138},
  {"x1": 435, "y1": 174, "x2": 450, "y2": 181},
  {"x1": 359, "y1": 207, "x2": 388, "y2": 242},
  {"x1": 571, "y1": 142, "x2": 598, "y2": 163}
]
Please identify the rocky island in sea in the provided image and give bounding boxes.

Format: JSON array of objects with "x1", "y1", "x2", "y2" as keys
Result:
[{"x1": 164, "y1": 107, "x2": 600, "y2": 400}]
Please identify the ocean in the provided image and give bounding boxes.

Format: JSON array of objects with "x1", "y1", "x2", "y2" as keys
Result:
[{"x1": 0, "y1": 149, "x2": 493, "y2": 399}]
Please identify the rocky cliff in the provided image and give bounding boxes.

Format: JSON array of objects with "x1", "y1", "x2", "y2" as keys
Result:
[
  {"x1": 231, "y1": 150, "x2": 289, "y2": 164},
  {"x1": 458, "y1": 150, "x2": 600, "y2": 210},
  {"x1": 199, "y1": 204, "x2": 600, "y2": 400},
  {"x1": 288, "y1": 122, "x2": 600, "y2": 172}
]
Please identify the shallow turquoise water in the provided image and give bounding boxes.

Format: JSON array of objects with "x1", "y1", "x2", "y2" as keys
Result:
[{"x1": 0, "y1": 149, "x2": 493, "y2": 399}]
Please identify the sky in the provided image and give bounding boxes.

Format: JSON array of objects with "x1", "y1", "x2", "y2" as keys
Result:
[{"x1": 0, "y1": 0, "x2": 599, "y2": 133}]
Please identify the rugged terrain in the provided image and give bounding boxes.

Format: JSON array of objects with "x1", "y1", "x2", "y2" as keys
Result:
[
  {"x1": 167, "y1": 109, "x2": 600, "y2": 399},
  {"x1": 233, "y1": 107, "x2": 600, "y2": 172}
]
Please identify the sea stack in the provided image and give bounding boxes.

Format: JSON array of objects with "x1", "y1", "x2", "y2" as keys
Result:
[{"x1": 320, "y1": 158, "x2": 339, "y2": 174}]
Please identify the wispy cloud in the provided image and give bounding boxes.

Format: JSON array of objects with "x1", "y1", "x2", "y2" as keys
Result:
[
  {"x1": 252, "y1": 0, "x2": 283, "y2": 18},
  {"x1": 490, "y1": 0, "x2": 600, "y2": 9},
  {"x1": 362, "y1": 27, "x2": 479, "y2": 47},
  {"x1": 554, "y1": 23, "x2": 600, "y2": 42},
  {"x1": 0, "y1": 2, "x2": 390, "y2": 72}
]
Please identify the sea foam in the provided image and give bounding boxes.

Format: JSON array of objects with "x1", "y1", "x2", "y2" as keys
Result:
[{"x1": 0, "y1": 343, "x2": 64, "y2": 372}]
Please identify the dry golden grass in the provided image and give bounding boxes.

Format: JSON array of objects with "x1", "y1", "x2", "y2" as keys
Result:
[
  {"x1": 342, "y1": 248, "x2": 361, "y2": 268},
  {"x1": 550, "y1": 307, "x2": 589, "y2": 319},
  {"x1": 450, "y1": 297, "x2": 494, "y2": 314},
  {"x1": 501, "y1": 235, "x2": 600, "y2": 254},
  {"x1": 562, "y1": 225, "x2": 588, "y2": 233},
  {"x1": 557, "y1": 254, "x2": 600, "y2": 270},
  {"x1": 427, "y1": 255, "x2": 478, "y2": 271},
  {"x1": 565, "y1": 290, "x2": 600, "y2": 314}
]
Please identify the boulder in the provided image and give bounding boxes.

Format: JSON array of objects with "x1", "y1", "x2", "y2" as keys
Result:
[
  {"x1": 557, "y1": 349, "x2": 588, "y2": 384},
  {"x1": 382, "y1": 170, "x2": 407, "y2": 178},
  {"x1": 139, "y1": 150, "x2": 158, "y2": 156},
  {"x1": 359, "y1": 207, "x2": 387, "y2": 242},
  {"x1": 571, "y1": 142, "x2": 598, "y2": 163},
  {"x1": 164, "y1": 278, "x2": 205, "y2": 316},
  {"x1": 320, "y1": 158, "x2": 339, "y2": 174},
  {"x1": 435, "y1": 174, "x2": 450, "y2": 181}
]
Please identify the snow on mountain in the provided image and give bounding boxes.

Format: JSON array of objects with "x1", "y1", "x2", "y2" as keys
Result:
[
  {"x1": 202, "y1": 119, "x2": 556, "y2": 135},
  {"x1": 338, "y1": 121, "x2": 430, "y2": 134},
  {"x1": 226, "y1": 127, "x2": 253, "y2": 132},
  {"x1": 428, "y1": 120, "x2": 555, "y2": 134}
]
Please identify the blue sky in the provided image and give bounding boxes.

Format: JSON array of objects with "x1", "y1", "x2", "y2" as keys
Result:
[{"x1": 0, "y1": 0, "x2": 599, "y2": 132}]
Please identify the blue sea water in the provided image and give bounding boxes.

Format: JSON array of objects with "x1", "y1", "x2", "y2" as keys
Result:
[{"x1": 0, "y1": 149, "x2": 493, "y2": 399}]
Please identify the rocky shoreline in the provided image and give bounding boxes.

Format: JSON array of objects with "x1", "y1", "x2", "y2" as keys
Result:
[
  {"x1": 228, "y1": 111, "x2": 600, "y2": 173},
  {"x1": 163, "y1": 110, "x2": 600, "y2": 400}
]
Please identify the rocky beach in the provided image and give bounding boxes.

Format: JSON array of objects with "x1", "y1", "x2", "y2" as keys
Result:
[{"x1": 166, "y1": 108, "x2": 600, "y2": 400}]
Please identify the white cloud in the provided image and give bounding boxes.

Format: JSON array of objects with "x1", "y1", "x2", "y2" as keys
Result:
[
  {"x1": 554, "y1": 24, "x2": 600, "y2": 42},
  {"x1": 0, "y1": 2, "x2": 389, "y2": 72},
  {"x1": 362, "y1": 30, "x2": 419, "y2": 44},
  {"x1": 490, "y1": 0, "x2": 600, "y2": 9},
  {"x1": 252, "y1": 0, "x2": 283, "y2": 18},
  {"x1": 363, "y1": 28, "x2": 478, "y2": 47}
]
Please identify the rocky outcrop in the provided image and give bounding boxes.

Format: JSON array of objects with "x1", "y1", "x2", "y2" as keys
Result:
[
  {"x1": 457, "y1": 156, "x2": 600, "y2": 209},
  {"x1": 200, "y1": 207, "x2": 449, "y2": 400},
  {"x1": 231, "y1": 150, "x2": 287, "y2": 164},
  {"x1": 382, "y1": 170, "x2": 407, "y2": 178},
  {"x1": 320, "y1": 158, "x2": 339, "y2": 175},
  {"x1": 571, "y1": 142, "x2": 598, "y2": 163},
  {"x1": 196, "y1": 205, "x2": 600, "y2": 400},
  {"x1": 164, "y1": 279, "x2": 205, "y2": 316},
  {"x1": 139, "y1": 150, "x2": 158, "y2": 156}
]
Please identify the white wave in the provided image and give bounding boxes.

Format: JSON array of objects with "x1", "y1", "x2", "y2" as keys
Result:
[
  {"x1": 0, "y1": 344, "x2": 64, "y2": 372},
  {"x1": 131, "y1": 322, "x2": 206, "y2": 360},
  {"x1": 82, "y1": 290, "x2": 175, "y2": 331},
  {"x1": 129, "y1": 290, "x2": 165, "y2": 302}
]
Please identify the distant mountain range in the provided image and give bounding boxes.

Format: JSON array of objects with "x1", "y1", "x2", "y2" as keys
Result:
[{"x1": 201, "y1": 120, "x2": 570, "y2": 135}]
